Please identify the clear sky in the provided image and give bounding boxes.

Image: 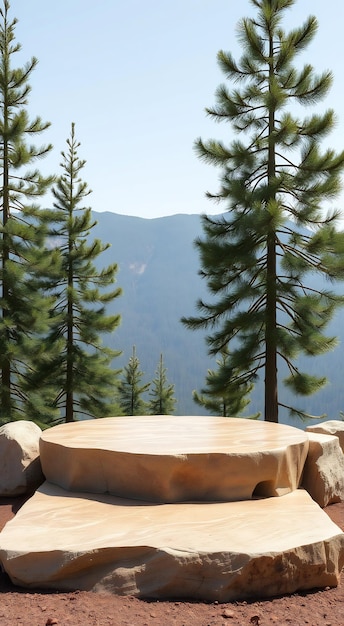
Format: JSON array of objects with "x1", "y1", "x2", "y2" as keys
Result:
[{"x1": 10, "y1": 0, "x2": 344, "y2": 219}]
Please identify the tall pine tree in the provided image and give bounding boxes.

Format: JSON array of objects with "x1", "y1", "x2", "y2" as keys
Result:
[
  {"x1": 193, "y1": 349, "x2": 259, "y2": 418},
  {"x1": 183, "y1": 0, "x2": 344, "y2": 423},
  {"x1": 40, "y1": 123, "x2": 122, "y2": 422},
  {"x1": 0, "y1": 0, "x2": 56, "y2": 423},
  {"x1": 117, "y1": 346, "x2": 150, "y2": 416},
  {"x1": 149, "y1": 353, "x2": 176, "y2": 415}
]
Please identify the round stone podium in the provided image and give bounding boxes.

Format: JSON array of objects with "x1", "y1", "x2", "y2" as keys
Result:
[
  {"x1": 40, "y1": 416, "x2": 309, "y2": 502},
  {"x1": 2, "y1": 416, "x2": 344, "y2": 601}
]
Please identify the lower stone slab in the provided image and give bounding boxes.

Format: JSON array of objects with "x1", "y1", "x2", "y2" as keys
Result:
[{"x1": 0, "y1": 483, "x2": 343, "y2": 601}]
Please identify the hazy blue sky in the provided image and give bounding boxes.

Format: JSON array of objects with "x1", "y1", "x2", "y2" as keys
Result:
[{"x1": 11, "y1": 1, "x2": 344, "y2": 219}]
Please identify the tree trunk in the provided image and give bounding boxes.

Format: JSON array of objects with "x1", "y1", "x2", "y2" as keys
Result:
[
  {"x1": 1, "y1": 132, "x2": 12, "y2": 418},
  {"x1": 264, "y1": 31, "x2": 278, "y2": 423},
  {"x1": 264, "y1": 232, "x2": 278, "y2": 422}
]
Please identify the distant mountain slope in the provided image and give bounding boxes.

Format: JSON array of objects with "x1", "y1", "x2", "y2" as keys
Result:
[
  {"x1": 91, "y1": 211, "x2": 344, "y2": 426},
  {"x1": 92, "y1": 212, "x2": 212, "y2": 416}
]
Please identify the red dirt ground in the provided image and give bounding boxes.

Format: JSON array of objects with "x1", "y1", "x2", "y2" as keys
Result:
[{"x1": 0, "y1": 495, "x2": 343, "y2": 626}]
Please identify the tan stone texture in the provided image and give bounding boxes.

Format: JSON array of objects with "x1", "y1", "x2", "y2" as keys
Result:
[
  {"x1": 0, "y1": 483, "x2": 343, "y2": 601},
  {"x1": 0, "y1": 421, "x2": 44, "y2": 496},
  {"x1": 2, "y1": 416, "x2": 344, "y2": 601},
  {"x1": 302, "y1": 432, "x2": 344, "y2": 508},
  {"x1": 40, "y1": 416, "x2": 309, "y2": 502},
  {"x1": 307, "y1": 420, "x2": 344, "y2": 453}
]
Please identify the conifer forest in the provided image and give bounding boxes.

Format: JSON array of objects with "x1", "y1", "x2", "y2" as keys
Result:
[{"x1": 1, "y1": 0, "x2": 344, "y2": 426}]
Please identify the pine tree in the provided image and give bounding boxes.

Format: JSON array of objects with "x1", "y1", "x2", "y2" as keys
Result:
[
  {"x1": 149, "y1": 353, "x2": 176, "y2": 415},
  {"x1": 39, "y1": 123, "x2": 122, "y2": 422},
  {"x1": 0, "y1": 0, "x2": 57, "y2": 423},
  {"x1": 117, "y1": 346, "x2": 150, "y2": 415},
  {"x1": 182, "y1": 0, "x2": 344, "y2": 423},
  {"x1": 193, "y1": 349, "x2": 259, "y2": 418}
]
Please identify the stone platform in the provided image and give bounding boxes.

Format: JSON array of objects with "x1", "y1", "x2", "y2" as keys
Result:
[
  {"x1": 0, "y1": 416, "x2": 343, "y2": 600},
  {"x1": 0, "y1": 482, "x2": 343, "y2": 601},
  {"x1": 40, "y1": 416, "x2": 309, "y2": 502}
]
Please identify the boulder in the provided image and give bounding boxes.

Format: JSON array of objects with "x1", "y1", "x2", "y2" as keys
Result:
[
  {"x1": 302, "y1": 432, "x2": 344, "y2": 507},
  {"x1": 0, "y1": 421, "x2": 44, "y2": 496},
  {"x1": 40, "y1": 416, "x2": 309, "y2": 502},
  {"x1": 0, "y1": 483, "x2": 343, "y2": 600},
  {"x1": 306, "y1": 420, "x2": 344, "y2": 453}
]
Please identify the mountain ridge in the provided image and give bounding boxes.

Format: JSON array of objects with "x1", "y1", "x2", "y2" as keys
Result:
[{"x1": 90, "y1": 211, "x2": 344, "y2": 427}]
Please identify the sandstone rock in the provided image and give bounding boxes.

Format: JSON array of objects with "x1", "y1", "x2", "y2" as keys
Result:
[
  {"x1": 306, "y1": 420, "x2": 344, "y2": 453},
  {"x1": 39, "y1": 416, "x2": 309, "y2": 502},
  {"x1": 302, "y1": 432, "x2": 344, "y2": 507},
  {"x1": 0, "y1": 421, "x2": 44, "y2": 496},
  {"x1": 0, "y1": 483, "x2": 343, "y2": 601}
]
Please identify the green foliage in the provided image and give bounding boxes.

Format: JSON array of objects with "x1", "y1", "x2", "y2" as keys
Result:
[
  {"x1": 117, "y1": 346, "x2": 150, "y2": 415},
  {"x1": 183, "y1": 0, "x2": 344, "y2": 422},
  {"x1": 148, "y1": 353, "x2": 176, "y2": 415},
  {"x1": 0, "y1": 0, "x2": 58, "y2": 423},
  {"x1": 36, "y1": 123, "x2": 122, "y2": 422},
  {"x1": 193, "y1": 348, "x2": 259, "y2": 418}
]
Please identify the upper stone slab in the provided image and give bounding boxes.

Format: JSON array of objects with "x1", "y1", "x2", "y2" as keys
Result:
[{"x1": 40, "y1": 416, "x2": 309, "y2": 502}]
